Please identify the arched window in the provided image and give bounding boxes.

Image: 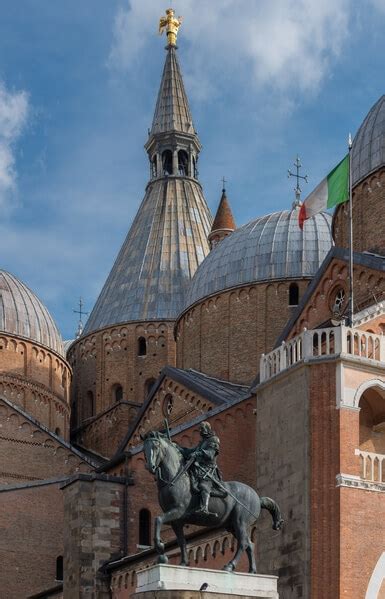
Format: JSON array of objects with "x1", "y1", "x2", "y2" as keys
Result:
[
  {"x1": 139, "y1": 509, "x2": 151, "y2": 546},
  {"x1": 178, "y1": 150, "x2": 189, "y2": 176},
  {"x1": 289, "y1": 283, "x2": 299, "y2": 306},
  {"x1": 56, "y1": 555, "x2": 64, "y2": 581},
  {"x1": 144, "y1": 378, "x2": 156, "y2": 399},
  {"x1": 138, "y1": 337, "x2": 147, "y2": 356},
  {"x1": 163, "y1": 393, "x2": 174, "y2": 417},
  {"x1": 113, "y1": 384, "x2": 123, "y2": 402},
  {"x1": 162, "y1": 150, "x2": 173, "y2": 176},
  {"x1": 55, "y1": 427, "x2": 61, "y2": 437},
  {"x1": 193, "y1": 156, "x2": 198, "y2": 178},
  {"x1": 86, "y1": 390, "x2": 95, "y2": 419},
  {"x1": 359, "y1": 387, "x2": 385, "y2": 454}
]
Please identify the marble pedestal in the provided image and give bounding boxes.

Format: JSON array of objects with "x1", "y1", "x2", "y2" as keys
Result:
[{"x1": 132, "y1": 564, "x2": 279, "y2": 598}]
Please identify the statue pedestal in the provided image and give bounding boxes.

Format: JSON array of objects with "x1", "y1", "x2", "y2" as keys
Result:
[{"x1": 132, "y1": 564, "x2": 279, "y2": 598}]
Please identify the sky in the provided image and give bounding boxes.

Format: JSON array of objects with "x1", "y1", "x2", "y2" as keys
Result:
[{"x1": 0, "y1": 0, "x2": 385, "y2": 340}]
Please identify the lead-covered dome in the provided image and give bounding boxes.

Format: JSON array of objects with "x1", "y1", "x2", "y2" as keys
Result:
[
  {"x1": 352, "y1": 95, "x2": 385, "y2": 186},
  {"x1": 185, "y1": 208, "x2": 333, "y2": 309},
  {"x1": 0, "y1": 270, "x2": 64, "y2": 355}
]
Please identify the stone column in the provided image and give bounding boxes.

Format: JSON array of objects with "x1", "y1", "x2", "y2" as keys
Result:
[
  {"x1": 172, "y1": 149, "x2": 178, "y2": 175},
  {"x1": 62, "y1": 473, "x2": 125, "y2": 599}
]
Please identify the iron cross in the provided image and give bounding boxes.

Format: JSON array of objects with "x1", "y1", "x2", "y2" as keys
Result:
[
  {"x1": 288, "y1": 155, "x2": 308, "y2": 205},
  {"x1": 221, "y1": 176, "x2": 227, "y2": 192},
  {"x1": 73, "y1": 297, "x2": 89, "y2": 337}
]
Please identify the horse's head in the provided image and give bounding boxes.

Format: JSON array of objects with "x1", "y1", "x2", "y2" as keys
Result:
[{"x1": 142, "y1": 431, "x2": 168, "y2": 475}]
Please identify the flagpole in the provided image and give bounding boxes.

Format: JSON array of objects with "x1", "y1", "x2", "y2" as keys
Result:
[{"x1": 348, "y1": 133, "x2": 354, "y2": 327}]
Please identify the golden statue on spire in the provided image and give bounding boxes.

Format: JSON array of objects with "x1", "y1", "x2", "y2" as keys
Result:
[{"x1": 159, "y1": 8, "x2": 182, "y2": 46}]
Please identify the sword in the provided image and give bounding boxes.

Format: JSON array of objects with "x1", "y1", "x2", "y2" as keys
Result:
[
  {"x1": 203, "y1": 470, "x2": 261, "y2": 522},
  {"x1": 170, "y1": 453, "x2": 196, "y2": 486},
  {"x1": 164, "y1": 418, "x2": 171, "y2": 441}
]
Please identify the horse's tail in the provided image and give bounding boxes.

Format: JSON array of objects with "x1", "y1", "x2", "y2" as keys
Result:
[{"x1": 260, "y1": 497, "x2": 284, "y2": 531}]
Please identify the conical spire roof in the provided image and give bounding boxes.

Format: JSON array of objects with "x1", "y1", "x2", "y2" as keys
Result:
[
  {"x1": 83, "y1": 45, "x2": 212, "y2": 335},
  {"x1": 151, "y1": 46, "x2": 195, "y2": 136},
  {"x1": 211, "y1": 188, "x2": 236, "y2": 233}
]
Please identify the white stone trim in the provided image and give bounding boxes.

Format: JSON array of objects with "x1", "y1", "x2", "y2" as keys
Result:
[
  {"x1": 366, "y1": 552, "x2": 385, "y2": 599},
  {"x1": 336, "y1": 473, "x2": 385, "y2": 493},
  {"x1": 353, "y1": 378, "x2": 385, "y2": 408}
]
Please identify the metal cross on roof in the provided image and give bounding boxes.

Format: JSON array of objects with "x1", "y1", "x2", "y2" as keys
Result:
[
  {"x1": 221, "y1": 176, "x2": 227, "y2": 192},
  {"x1": 288, "y1": 155, "x2": 308, "y2": 207},
  {"x1": 73, "y1": 297, "x2": 89, "y2": 338}
]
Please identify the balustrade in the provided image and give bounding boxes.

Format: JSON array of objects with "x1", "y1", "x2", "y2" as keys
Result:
[
  {"x1": 355, "y1": 449, "x2": 385, "y2": 483},
  {"x1": 260, "y1": 326, "x2": 385, "y2": 382}
]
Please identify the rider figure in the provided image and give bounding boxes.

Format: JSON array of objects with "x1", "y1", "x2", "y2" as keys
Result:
[{"x1": 179, "y1": 421, "x2": 225, "y2": 515}]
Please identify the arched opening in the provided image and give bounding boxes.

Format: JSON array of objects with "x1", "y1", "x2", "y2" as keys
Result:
[
  {"x1": 144, "y1": 378, "x2": 156, "y2": 399},
  {"x1": 138, "y1": 337, "x2": 147, "y2": 356},
  {"x1": 85, "y1": 390, "x2": 95, "y2": 419},
  {"x1": 54, "y1": 427, "x2": 61, "y2": 437},
  {"x1": 359, "y1": 387, "x2": 385, "y2": 454},
  {"x1": 162, "y1": 150, "x2": 173, "y2": 176},
  {"x1": 163, "y1": 393, "x2": 174, "y2": 417},
  {"x1": 289, "y1": 282, "x2": 299, "y2": 306},
  {"x1": 112, "y1": 384, "x2": 123, "y2": 402},
  {"x1": 139, "y1": 509, "x2": 151, "y2": 546},
  {"x1": 178, "y1": 150, "x2": 189, "y2": 176},
  {"x1": 151, "y1": 155, "x2": 157, "y2": 178},
  {"x1": 192, "y1": 156, "x2": 198, "y2": 178},
  {"x1": 56, "y1": 555, "x2": 64, "y2": 581}
]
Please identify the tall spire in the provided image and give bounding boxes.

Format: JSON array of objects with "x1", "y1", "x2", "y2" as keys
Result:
[
  {"x1": 150, "y1": 46, "x2": 195, "y2": 136},
  {"x1": 83, "y1": 14, "x2": 212, "y2": 335},
  {"x1": 208, "y1": 182, "x2": 236, "y2": 249}
]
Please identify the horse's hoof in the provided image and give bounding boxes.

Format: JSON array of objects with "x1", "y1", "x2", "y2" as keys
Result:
[
  {"x1": 223, "y1": 563, "x2": 234, "y2": 572},
  {"x1": 180, "y1": 561, "x2": 190, "y2": 567},
  {"x1": 249, "y1": 569, "x2": 257, "y2": 574},
  {"x1": 157, "y1": 554, "x2": 169, "y2": 564}
]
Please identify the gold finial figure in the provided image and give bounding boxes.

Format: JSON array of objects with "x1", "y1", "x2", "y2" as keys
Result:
[{"x1": 159, "y1": 8, "x2": 182, "y2": 46}]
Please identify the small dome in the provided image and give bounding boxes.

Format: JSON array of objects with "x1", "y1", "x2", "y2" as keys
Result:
[
  {"x1": 0, "y1": 270, "x2": 64, "y2": 356},
  {"x1": 352, "y1": 95, "x2": 385, "y2": 186},
  {"x1": 185, "y1": 208, "x2": 333, "y2": 309}
]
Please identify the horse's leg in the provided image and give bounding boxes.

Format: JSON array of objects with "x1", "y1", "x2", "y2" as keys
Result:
[
  {"x1": 154, "y1": 506, "x2": 186, "y2": 563},
  {"x1": 171, "y1": 522, "x2": 189, "y2": 567},
  {"x1": 223, "y1": 516, "x2": 249, "y2": 573},
  {"x1": 245, "y1": 535, "x2": 256, "y2": 574}
]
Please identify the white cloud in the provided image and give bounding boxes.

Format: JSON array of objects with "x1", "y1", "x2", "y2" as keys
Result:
[
  {"x1": 109, "y1": 0, "x2": 351, "y2": 99},
  {"x1": 0, "y1": 82, "x2": 29, "y2": 208}
]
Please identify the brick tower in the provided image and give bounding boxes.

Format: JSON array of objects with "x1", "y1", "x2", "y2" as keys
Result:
[{"x1": 68, "y1": 35, "x2": 212, "y2": 457}]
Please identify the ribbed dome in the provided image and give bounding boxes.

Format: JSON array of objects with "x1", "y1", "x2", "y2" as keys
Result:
[
  {"x1": 352, "y1": 95, "x2": 385, "y2": 186},
  {"x1": 185, "y1": 208, "x2": 333, "y2": 309},
  {"x1": 0, "y1": 270, "x2": 64, "y2": 355}
]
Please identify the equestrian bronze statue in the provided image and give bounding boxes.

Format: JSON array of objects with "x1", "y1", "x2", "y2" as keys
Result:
[{"x1": 143, "y1": 421, "x2": 283, "y2": 573}]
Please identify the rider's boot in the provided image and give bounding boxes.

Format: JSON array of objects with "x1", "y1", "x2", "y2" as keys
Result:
[{"x1": 196, "y1": 491, "x2": 212, "y2": 515}]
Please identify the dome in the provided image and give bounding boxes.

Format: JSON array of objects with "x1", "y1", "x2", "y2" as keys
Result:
[
  {"x1": 351, "y1": 95, "x2": 385, "y2": 186},
  {"x1": 185, "y1": 208, "x2": 333, "y2": 309},
  {"x1": 0, "y1": 270, "x2": 64, "y2": 356}
]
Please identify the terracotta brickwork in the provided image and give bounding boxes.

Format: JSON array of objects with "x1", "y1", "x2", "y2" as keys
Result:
[
  {"x1": 333, "y1": 166, "x2": 385, "y2": 255},
  {"x1": 176, "y1": 280, "x2": 309, "y2": 384},
  {"x1": 69, "y1": 321, "x2": 176, "y2": 454},
  {"x1": 288, "y1": 259, "x2": 385, "y2": 340},
  {"x1": 0, "y1": 484, "x2": 65, "y2": 599},
  {"x1": 0, "y1": 333, "x2": 71, "y2": 438}
]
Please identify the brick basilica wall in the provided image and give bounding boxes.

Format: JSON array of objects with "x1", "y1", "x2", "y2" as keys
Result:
[
  {"x1": 333, "y1": 166, "x2": 385, "y2": 255},
  {"x1": 0, "y1": 333, "x2": 71, "y2": 438},
  {"x1": 68, "y1": 321, "x2": 176, "y2": 456},
  {"x1": 175, "y1": 280, "x2": 310, "y2": 385}
]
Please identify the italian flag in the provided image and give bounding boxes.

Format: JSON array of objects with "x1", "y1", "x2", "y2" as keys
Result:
[{"x1": 299, "y1": 154, "x2": 349, "y2": 229}]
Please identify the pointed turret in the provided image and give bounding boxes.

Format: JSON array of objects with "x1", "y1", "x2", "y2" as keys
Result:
[
  {"x1": 83, "y1": 26, "x2": 212, "y2": 335},
  {"x1": 208, "y1": 186, "x2": 236, "y2": 249}
]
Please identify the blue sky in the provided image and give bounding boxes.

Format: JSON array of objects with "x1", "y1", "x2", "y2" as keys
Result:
[{"x1": 0, "y1": 0, "x2": 385, "y2": 340}]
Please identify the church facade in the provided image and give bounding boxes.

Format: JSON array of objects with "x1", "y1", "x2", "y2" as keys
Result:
[{"x1": 0, "y1": 13, "x2": 385, "y2": 599}]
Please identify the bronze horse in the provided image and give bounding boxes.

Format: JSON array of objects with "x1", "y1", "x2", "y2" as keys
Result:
[{"x1": 143, "y1": 431, "x2": 283, "y2": 572}]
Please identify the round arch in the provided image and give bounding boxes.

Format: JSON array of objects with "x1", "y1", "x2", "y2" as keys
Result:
[
  {"x1": 353, "y1": 378, "x2": 385, "y2": 409},
  {"x1": 366, "y1": 552, "x2": 385, "y2": 599}
]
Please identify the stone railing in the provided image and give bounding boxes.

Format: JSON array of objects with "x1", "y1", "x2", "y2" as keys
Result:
[
  {"x1": 260, "y1": 326, "x2": 385, "y2": 382},
  {"x1": 355, "y1": 449, "x2": 385, "y2": 483}
]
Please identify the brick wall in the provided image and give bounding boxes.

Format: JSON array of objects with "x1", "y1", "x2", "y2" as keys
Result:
[
  {"x1": 176, "y1": 280, "x2": 309, "y2": 384},
  {"x1": 0, "y1": 484, "x2": 65, "y2": 599},
  {"x1": 333, "y1": 166, "x2": 385, "y2": 255},
  {"x1": 69, "y1": 321, "x2": 176, "y2": 453},
  {"x1": 0, "y1": 334, "x2": 71, "y2": 438},
  {"x1": 256, "y1": 364, "x2": 310, "y2": 599}
]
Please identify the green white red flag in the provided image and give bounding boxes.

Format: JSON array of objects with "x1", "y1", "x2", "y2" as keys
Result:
[{"x1": 299, "y1": 154, "x2": 349, "y2": 229}]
